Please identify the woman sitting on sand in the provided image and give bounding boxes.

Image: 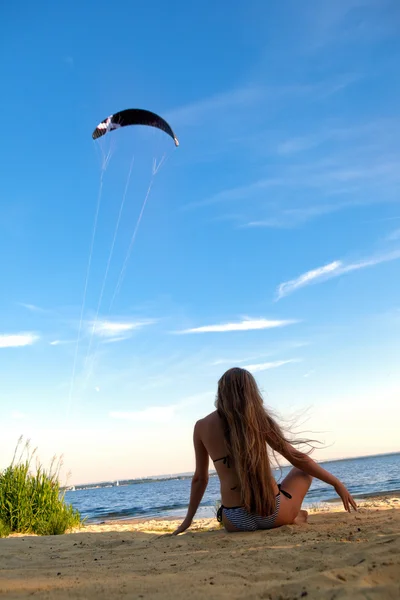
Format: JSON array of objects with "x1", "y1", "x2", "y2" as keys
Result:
[{"x1": 173, "y1": 367, "x2": 357, "y2": 535}]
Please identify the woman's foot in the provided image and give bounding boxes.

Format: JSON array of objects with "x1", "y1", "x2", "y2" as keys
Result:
[{"x1": 293, "y1": 509, "x2": 308, "y2": 525}]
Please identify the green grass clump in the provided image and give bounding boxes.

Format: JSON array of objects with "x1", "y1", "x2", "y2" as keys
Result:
[
  {"x1": 0, "y1": 437, "x2": 84, "y2": 537},
  {"x1": 0, "y1": 519, "x2": 11, "y2": 538}
]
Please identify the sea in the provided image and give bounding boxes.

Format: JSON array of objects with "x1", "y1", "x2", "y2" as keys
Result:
[{"x1": 65, "y1": 452, "x2": 400, "y2": 524}]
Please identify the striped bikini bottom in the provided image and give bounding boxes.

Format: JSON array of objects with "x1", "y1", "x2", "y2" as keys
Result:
[{"x1": 216, "y1": 484, "x2": 292, "y2": 532}]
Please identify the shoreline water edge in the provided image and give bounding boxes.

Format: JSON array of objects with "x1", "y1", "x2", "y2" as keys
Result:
[
  {"x1": 63, "y1": 451, "x2": 400, "y2": 524},
  {"x1": 82, "y1": 489, "x2": 397, "y2": 527}
]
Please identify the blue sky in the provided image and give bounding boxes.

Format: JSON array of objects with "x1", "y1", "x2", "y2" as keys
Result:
[{"x1": 1, "y1": 0, "x2": 399, "y2": 483}]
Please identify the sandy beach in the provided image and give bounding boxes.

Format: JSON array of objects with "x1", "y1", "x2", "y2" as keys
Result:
[{"x1": 0, "y1": 496, "x2": 399, "y2": 599}]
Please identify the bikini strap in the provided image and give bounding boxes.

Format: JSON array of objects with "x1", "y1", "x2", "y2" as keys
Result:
[
  {"x1": 213, "y1": 455, "x2": 231, "y2": 468},
  {"x1": 216, "y1": 505, "x2": 223, "y2": 522},
  {"x1": 216, "y1": 504, "x2": 243, "y2": 522},
  {"x1": 278, "y1": 484, "x2": 292, "y2": 499}
]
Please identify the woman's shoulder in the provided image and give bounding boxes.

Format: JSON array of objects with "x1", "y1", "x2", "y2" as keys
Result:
[{"x1": 195, "y1": 410, "x2": 219, "y2": 428}]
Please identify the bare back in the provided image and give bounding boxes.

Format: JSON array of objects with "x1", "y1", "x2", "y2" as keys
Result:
[{"x1": 197, "y1": 410, "x2": 279, "y2": 506}]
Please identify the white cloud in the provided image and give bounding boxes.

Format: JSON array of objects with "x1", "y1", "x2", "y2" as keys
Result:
[
  {"x1": 246, "y1": 203, "x2": 344, "y2": 229},
  {"x1": 277, "y1": 261, "x2": 342, "y2": 299},
  {"x1": 306, "y1": 0, "x2": 399, "y2": 50},
  {"x1": 64, "y1": 56, "x2": 74, "y2": 68},
  {"x1": 0, "y1": 332, "x2": 39, "y2": 348},
  {"x1": 165, "y1": 86, "x2": 264, "y2": 127},
  {"x1": 10, "y1": 411, "x2": 28, "y2": 420},
  {"x1": 177, "y1": 317, "x2": 299, "y2": 334},
  {"x1": 386, "y1": 228, "x2": 400, "y2": 242},
  {"x1": 275, "y1": 121, "x2": 391, "y2": 157},
  {"x1": 186, "y1": 177, "x2": 283, "y2": 210},
  {"x1": 189, "y1": 115, "x2": 400, "y2": 229},
  {"x1": 167, "y1": 76, "x2": 356, "y2": 134},
  {"x1": 212, "y1": 342, "x2": 310, "y2": 367},
  {"x1": 303, "y1": 370, "x2": 315, "y2": 378},
  {"x1": 102, "y1": 336, "x2": 131, "y2": 344},
  {"x1": 212, "y1": 356, "x2": 257, "y2": 366},
  {"x1": 276, "y1": 128, "x2": 348, "y2": 155},
  {"x1": 243, "y1": 359, "x2": 301, "y2": 373},
  {"x1": 340, "y1": 251, "x2": 400, "y2": 273},
  {"x1": 192, "y1": 158, "x2": 400, "y2": 222},
  {"x1": 89, "y1": 319, "x2": 155, "y2": 339},
  {"x1": 109, "y1": 392, "x2": 212, "y2": 424},
  {"x1": 19, "y1": 303, "x2": 46, "y2": 313},
  {"x1": 277, "y1": 250, "x2": 400, "y2": 299},
  {"x1": 110, "y1": 406, "x2": 177, "y2": 423},
  {"x1": 50, "y1": 339, "x2": 73, "y2": 346}
]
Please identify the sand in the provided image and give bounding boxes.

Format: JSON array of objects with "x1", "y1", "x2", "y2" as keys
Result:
[{"x1": 0, "y1": 496, "x2": 399, "y2": 599}]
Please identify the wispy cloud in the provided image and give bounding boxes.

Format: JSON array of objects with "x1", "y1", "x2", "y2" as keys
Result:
[
  {"x1": 246, "y1": 203, "x2": 345, "y2": 229},
  {"x1": 177, "y1": 317, "x2": 299, "y2": 334},
  {"x1": 165, "y1": 86, "x2": 264, "y2": 127},
  {"x1": 89, "y1": 319, "x2": 156, "y2": 339},
  {"x1": 211, "y1": 342, "x2": 309, "y2": 367},
  {"x1": 377, "y1": 216, "x2": 400, "y2": 222},
  {"x1": 19, "y1": 303, "x2": 46, "y2": 313},
  {"x1": 305, "y1": 0, "x2": 400, "y2": 50},
  {"x1": 191, "y1": 157, "x2": 400, "y2": 222},
  {"x1": 101, "y1": 336, "x2": 132, "y2": 344},
  {"x1": 276, "y1": 250, "x2": 400, "y2": 300},
  {"x1": 188, "y1": 114, "x2": 400, "y2": 228},
  {"x1": 0, "y1": 332, "x2": 39, "y2": 348},
  {"x1": 243, "y1": 359, "x2": 301, "y2": 373},
  {"x1": 276, "y1": 124, "x2": 365, "y2": 156},
  {"x1": 167, "y1": 75, "x2": 357, "y2": 134},
  {"x1": 50, "y1": 339, "x2": 73, "y2": 346},
  {"x1": 386, "y1": 228, "x2": 400, "y2": 242},
  {"x1": 109, "y1": 392, "x2": 213, "y2": 423},
  {"x1": 110, "y1": 405, "x2": 178, "y2": 423},
  {"x1": 10, "y1": 411, "x2": 28, "y2": 420},
  {"x1": 277, "y1": 261, "x2": 342, "y2": 299},
  {"x1": 185, "y1": 178, "x2": 283, "y2": 210},
  {"x1": 303, "y1": 370, "x2": 315, "y2": 378},
  {"x1": 64, "y1": 56, "x2": 74, "y2": 68},
  {"x1": 212, "y1": 355, "x2": 260, "y2": 366}
]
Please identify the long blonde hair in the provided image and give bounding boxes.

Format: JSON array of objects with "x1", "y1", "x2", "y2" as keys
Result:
[{"x1": 215, "y1": 367, "x2": 314, "y2": 517}]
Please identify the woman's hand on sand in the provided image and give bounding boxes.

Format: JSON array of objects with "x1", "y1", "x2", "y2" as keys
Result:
[
  {"x1": 334, "y1": 480, "x2": 358, "y2": 512},
  {"x1": 172, "y1": 517, "x2": 192, "y2": 536}
]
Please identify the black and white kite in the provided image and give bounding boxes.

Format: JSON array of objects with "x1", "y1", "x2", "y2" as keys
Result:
[{"x1": 92, "y1": 108, "x2": 179, "y2": 147}]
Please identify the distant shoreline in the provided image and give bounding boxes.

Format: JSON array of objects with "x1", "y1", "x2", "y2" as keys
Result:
[{"x1": 64, "y1": 450, "x2": 400, "y2": 491}]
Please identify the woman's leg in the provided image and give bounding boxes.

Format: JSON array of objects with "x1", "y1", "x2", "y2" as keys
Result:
[{"x1": 273, "y1": 467, "x2": 313, "y2": 527}]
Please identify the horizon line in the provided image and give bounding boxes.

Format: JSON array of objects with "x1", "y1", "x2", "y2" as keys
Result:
[{"x1": 69, "y1": 449, "x2": 400, "y2": 487}]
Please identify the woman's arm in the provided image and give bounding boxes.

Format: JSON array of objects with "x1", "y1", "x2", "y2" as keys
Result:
[
  {"x1": 274, "y1": 440, "x2": 358, "y2": 512},
  {"x1": 281, "y1": 444, "x2": 339, "y2": 486},
  {"x1": 172, "y1": 421, "x2": 209, "y2": 535}
]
